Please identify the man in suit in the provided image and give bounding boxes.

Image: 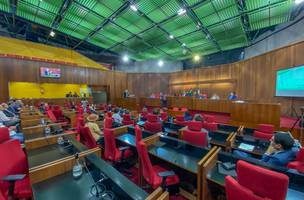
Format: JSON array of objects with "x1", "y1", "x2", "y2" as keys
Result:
[{"x1": 261, "y1": 132, "x2": 300, "y2": 167}]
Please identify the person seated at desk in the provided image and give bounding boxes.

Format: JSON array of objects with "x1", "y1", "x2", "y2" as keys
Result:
[
  {"x1": 228, "y1": 91, "x2": 237, "y2": 100},
  {"x1": 210, "y1": 93, "x2": 220, "y2": 100},
  {"x1": 123, "y1": 89, "x2": 129, "y2": 98},
  {"x1": 85, "y1": 114, "x2": 102, "y2": 142},
  {"x1": 1, "y1": 103, "x2": 17, "y2": 118},
  {"x1": 112, "y1": 108, "x2": 123, "y2": 127},
  {"x1": 0, "y1": 105, "x2": 20, "y2": 127},
  {"x1": 193, "y1": 114, "x2": 210, "y2": 146},
  {"x1": 234, "y1": 132, "x2": 300, "y2": 167},
  {"x1": 66, "y1": 91, "x2": 72, "y2": 98},
  {"x1": 73, "y1": 92, "x2": 79, "y2": 98},
  {"x1": 184, "y1": 111, "x2": 192, "y2": 121}
]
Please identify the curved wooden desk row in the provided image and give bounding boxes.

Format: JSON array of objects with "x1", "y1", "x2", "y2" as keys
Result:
[
  {"x1": 21, "y1": 97, "x2": 93, "y2": 106},
  {"x1": 26, "y1": 134, "x2": 168, "y2": 200},
  {"x1": 116, "y1": 97, "x2": 281, "y2": 129},
  {"x1": 113, "y1": 125, "x2": 304, "y2": 200}
]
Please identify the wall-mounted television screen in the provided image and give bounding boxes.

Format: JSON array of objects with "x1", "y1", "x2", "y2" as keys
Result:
[
  {"x1": 40, "y1": 67, "x2": 61, "y2": 78},
  {"x1": 276, "y1": 65, "x2": 304, "y2": 97}
]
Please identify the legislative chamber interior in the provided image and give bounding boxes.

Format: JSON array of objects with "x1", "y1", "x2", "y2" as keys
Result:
[{"x1": 0, "y1": 0, "x2": 304, "y2": 200}]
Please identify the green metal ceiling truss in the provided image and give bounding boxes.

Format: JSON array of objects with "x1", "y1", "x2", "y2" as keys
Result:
[{"x1": 0, "y1": 0, "x2": 296, "y2": 61}]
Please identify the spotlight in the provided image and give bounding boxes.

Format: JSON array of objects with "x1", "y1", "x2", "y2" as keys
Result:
[
  {"x1": 158, "y1": 60, "x2": 164, "y2": 67},
  {"x1": 49, "y1": 31, "x2": 55, "y2": 37},
  {"x1": 177, "y1": 8, "x2": 186, "y2": 16},
  {"x1": 169, "y1": 35, "x2": 174, "y2": 39},
  {"x1": 182, "y1": 43, "x2": 186, "y2": 47},
  {"x1": 193, "y1": 55, "x2": 201, "y2": 62},
  {"x1": 295, "y1": 0, "x2": 304, "y2": 4},
  {"x1": 122, "y1": 55, "x2": 129, "y2": 62},
  {"x1": 130, "y1": 4, "x2": 138, "y2": 11}
]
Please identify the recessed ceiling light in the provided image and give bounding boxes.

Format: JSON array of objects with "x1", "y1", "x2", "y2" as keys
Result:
[
  {"x1": 122, "y1": 55, "x2": 129, "y2": 62},
  {"x1": 295, "y1": 0, "x2": 304, "y2": 4},
  {"x1": 177, "y1": 8, "x2": 186, "y2": 16},
  {"x1": 182, "y1": 43, "x2": 186, "y2": 47},
  {"x1": 130, "y1": 5, "x2": 138, "y2": 11},
  {"x1": 169, "y1": 35, "x2": 174, "y2": 39},
  {"x1": 49, "y1": 30, "x2": 55, "y2": 37},
  {"x1": 158, "y1": 60, "x2": 164, "y2": 67},
  {"x1": 193, "y1": 55, "x2": 201, "y2": 62}
]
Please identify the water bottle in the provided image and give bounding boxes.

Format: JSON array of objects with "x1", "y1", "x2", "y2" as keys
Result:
[{"x1": 72, "y1": 154, "x2": 83, "y2": 179}]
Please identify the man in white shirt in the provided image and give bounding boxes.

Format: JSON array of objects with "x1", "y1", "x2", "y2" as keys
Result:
[
  {"x1": 0, "y1": 105, "x2": 20, "y2": 126},
  {"x1": 112, "y1": 108, "x2": 123, "y2": 127}
]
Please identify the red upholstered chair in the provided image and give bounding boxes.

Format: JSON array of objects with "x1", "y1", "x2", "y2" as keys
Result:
[
  {"x1": 0, "y1": 127, "x2": 10, "y2": 143},
  {"x1": 181, "y1": 108, "x2": 187, "y2": 112},
  {"x1": 77, "y1": 106, "x2": 84, "y2": 115},
  {"x1": 253, "y1": 124, "x2": 275, "y2": 140},
  {"x1": 236, "y1": 160, "x2": 289, "y2": 200},
  {"x1": 182, "y1": 121, "x2": 208, "y2": 147},
  {"x1": 80, "y1": 127, "x2": 97, "y2": 149},
  {"x1": 202, "y1": 121, "x2": 218, "y2": 132},
  {"x1": 122, "y1": 114, "x2": 134, "y2": 125},
  {"x1": 46, "y1": 110, "x2": 58, "y2": 123},
  {"x1": 144, "y1": 114, "x2": 162, "y2": 133},
  {"x1": 172, "y1": 107, "x2": 179, "y2": 111},
  {"x1": 160, "y1": 112, "x2": 168, "y2": 121},
  {"x1": 174, "y1": 115, "x2": 188, "y2": 126},
  {"x1": 52, "y1": 105, "x2": 65, "y2": 121},
  {"x1": 0, "y1": 140, "x2": 32, "y2": 199},
  {"x1": 136, "y1": 141, "x2": 179, "y2": 189},
  {"x1": 103, "y1": 128, "x2": 132, "y2": 162},
  {"x1": 204, "y1": 114, "x2": 216, "y2": 123},
  {"x1": 104, "y1": 117, "x2": 113, "y2": 129},
  {"x1": 135, "y1": 125, "x2": 142, "y2": 146},
  {"x1": 140, "y1": 111, "x2": 148, "y2": 120},
  {"x1": 288, "y1": 148, "x2": 304, "y2": 173},
  {"x1": 106, "y1": 112, "x2": 112, "y2": 118},
  {"x1": 225, "y1": 176, "x2": 264, "y2": 200},
  {"x1": 0, "y1": 190, "x2": 5, "y2": 200}
]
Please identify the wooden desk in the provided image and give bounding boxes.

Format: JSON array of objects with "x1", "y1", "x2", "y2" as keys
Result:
[
  {"x1": 115, "y1": 97, "x2": 139, "y2": 110},
  {"x1": 22, "y1": 122, "x2": 67, "y2": 135},
  {"x1": 63, "y1": 110, "x2": 77, "y2": 127},
  {"x1": 140, "y1": 98, "x2": 161, "y2": 108},
  {"x1": 204, "y1": 151, "x2": 304, "y2": 200}
]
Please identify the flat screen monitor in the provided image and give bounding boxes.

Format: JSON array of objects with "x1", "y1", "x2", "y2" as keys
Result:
[
  {"x1": 40, "y1": 67, "x2": 61, "y2": 78},
  {"x1": 276, "y1": 65, "x2": 304, "y2": 97}
]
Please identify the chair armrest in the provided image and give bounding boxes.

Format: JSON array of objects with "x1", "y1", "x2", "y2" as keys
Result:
[
  {"x1": 119, "y1": 146, "x2": 130, "y2": 160},
  {"x1": 1, "y1": 174, "x2": 26, "y2": 182},
  {"x1": 158, "y1": 171, "x2": 175, "y2": 189},
  {"x1": 158, "y1": 171, "x2": 175, "y2": 177}
]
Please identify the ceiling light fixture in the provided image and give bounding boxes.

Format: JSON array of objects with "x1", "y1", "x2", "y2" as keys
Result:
[
  {"x1": 193, "y1": 55, "x2": 201, "y2": 62},
  {"x1": 49, "y1": 30, "x2": 55, "y2": 37},
  {"x1": 122, "y1": 55, "x2": 129, "y2": 62},
  {"x1": 177, "y1": 8, "x2": 186, "y2": 15},
  {"x1": 130, "y1": 4, "x2": 138, "y2": 11},
  {"x1": 295, "y1": 0, "x2": 304, "y2": 4},
  {"x1": 169, "y1": 35, "x2": 174, "y2": 39},
  {"x1": 158, "y1": 60, "x2": 164, "y2": 67},
  {"x1": 182, "y1": 43, "x2": 186, "y2": 47}
]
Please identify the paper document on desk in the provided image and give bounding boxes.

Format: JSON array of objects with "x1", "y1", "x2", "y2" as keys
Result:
[{"x1": 238, "y1": 143, "x2": 255, "y2": 151}]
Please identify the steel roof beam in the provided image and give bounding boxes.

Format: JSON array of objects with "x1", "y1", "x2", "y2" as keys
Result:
[
  {"x1": 51, "y1": 0, "x2": 73, "y2": 29},
  {"x1": 72, "y1": 1, "x2": 130, "y2": 49},
  {"x1": 236, "y1": 0, "x2": 251, "y2": 43},
  {"x1": 177, "y1": 0, "x2": 221, "y2": 51}
]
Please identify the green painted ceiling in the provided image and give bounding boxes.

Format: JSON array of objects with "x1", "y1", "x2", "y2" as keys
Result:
[{"x1": 0, "y1": 0, "x2": 296, "y2": 61}]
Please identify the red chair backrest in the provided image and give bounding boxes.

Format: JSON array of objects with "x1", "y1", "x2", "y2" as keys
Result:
[
  {"x1": 257, "y1": 124, "x2": 274, "y2": 134},
  {"x1": 204, "y1": 115, "x2": 216, "y2": 123},
  {"x1": 135, "y1": 125, "x2": 142, "y2": 146},
  {"x1": 160, "y1": 112, "x2": 168, "y2": 121},
  {"x1": 137, "y1": 141, "x2": 158, "y2": 186},
  {"x1": 107, "y1": 112, "x2": 112, "y2": 117},
  {"x1": 0, "y1": 140, "x2": 28, "y2": 177},
  {"x1": 0, "y1": 127, "x2": 10, "y2": 143},
  {"x1": 144, "y1": 121, "x2": 162, "y2": 133},
  {"x1": 172, "y1": 107, "x2": 179, "y2": 111},
  {"x1": 104, "y1": 117, "x2": 113, "y2": 128},
  {"x1": 147, "y1": 114, "x2": 159, "y2": 122},
  {"x1": 47, "y1": 110, "x2": 57, "y2": 122},
  {"x1": 181, "y1": 108, "x2": 187, "y2": 112},
  {"x1": 225, "y1": 176, "x2": 265, "y2": 200},
  {"x1": 122, "y1": 114, "x2": 133, "y2": 125},
  {"x1": 183, "y1": 128, "x2": 208, "y2": 147},
  {"x1": 253, "y1": 130, "x2": 272, "y2": 140},
  {"x1": 77, "y1": 106, "x2": 84, "y2": 114},
  {"x1": 202, "y1": 122, "x2": 218, "y2": 132},
  {"x1": 295, "y1": 148, "x2": 304, "y2": 162},
  {"x1": 80, "y1": 127, "x2": 97, "y2": 149},
  {"x1": 103, "y1": 128, "x2": 119, "y2": 161},
  {"x1": 188, "y1": 121, "x2": 202, "y2": 131},
  {"x1": 176, "y1": 115, "x2": 184, "y2": 122},
  {"x1": 76, "y1": 117, "x2": 85, "y2": 132},
  {"x1": 237, "y1": 160, "x2": 289, "y2": 200}
]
